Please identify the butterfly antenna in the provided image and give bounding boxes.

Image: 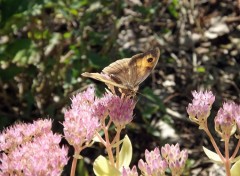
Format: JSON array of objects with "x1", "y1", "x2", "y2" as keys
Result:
[
  {"x1": 136, "y1": 91, "x2": 145, "y2": 98},
  {"x1": 70, "y1": 84, "x2": 95, "y2": 96}
]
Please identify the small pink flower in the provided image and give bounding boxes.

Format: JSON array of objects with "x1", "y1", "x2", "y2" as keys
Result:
[
  {"x1": 0, "y1": 119, "x2": 69, "y2": 176},
  {"x1": 138, "y1": 147, "x2": 167, "y2": 176},
  {"x1": 92, "y1": 96, "x2": 109, "y2": 121},
  {"x1": 187, "y1": 90, "x2": 215, "y2": 127},
  {"x1": 63, "y1": 86, "x2": 101, "y2": 150},
  {"x1": 122, "y1": 166, "x2": 138, "y2": 176},
  {"x1": 106, "y1": 93, "x2": 136, "y2": 127},
  {"x1": 215, "y1": 102, "x2": 237, "y2": 139},
  {"x1": 161, "y1": 143, "x2": 188, "y2": 176}
]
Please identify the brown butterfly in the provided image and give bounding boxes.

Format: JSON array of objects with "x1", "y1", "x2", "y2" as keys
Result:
[{"x1": 82, "y1": 47, "x2": 160, "y2": 97}]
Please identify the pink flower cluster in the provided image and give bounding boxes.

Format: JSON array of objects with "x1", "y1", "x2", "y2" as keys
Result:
[
  {"x1": 187, "y1": 90, "x2": 240, "y2": 139},
  {"x1": 215, "y1": 102, "x2": 240, "y2": 139},
  {"x1": 138, "y1": 147, "x2": 167, "y2": 176},
  {"x1": 106, "y1": 93, "x2": 136, "y2": 127},
  {"x1": 63, "y1": 86, "x2": 101, "y2": 150},
  {"x1": 63, "y1": 86, "x2": 136, "y2": 150},
  {"x1": 187, "y1": 90, "x2": 215, "y2": 126},
  {"x1": 124, "y1": 144, "x2": 188, "y2": 176},
  {"x1": 0, "y1": 119, "x2": 69, "y2": 176},
  {"x1": 161, "y1": 144, "x2": 188, "y2": 175}
]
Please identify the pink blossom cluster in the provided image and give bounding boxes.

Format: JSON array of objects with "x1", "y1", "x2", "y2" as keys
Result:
[
  {"x1": 122, "y1": 144, "x2": 188, "y2": 176},
  {"x1": 161, "y1": 144, "x2": 188, "y2": 175},
  {"x1": 123, "y1": 143, "x2": 188, "y2": 176},
  {"x1": 138, "y1": 147, "x2": 168, "y2": 176},
  {"x1": 215, "y1": 102, "x2": 240, "y2": 139},
  {"x1": 106, "y1": 93, "x2": 136, "y2": 127},
  {"x1": 187, "y1": 90, "x2": 215, "y2": 126},
  {"x1": 139, "y1": 144, "x2": 187, "y2": 176},
  {"x1": 63, "y1": 86, "x2": 101, "y2": 150},
  {"x1": 0, "y1": 119, "x2": 69, "y2": 176},
  {"x1": 187, "y1": 90, "x2": 240, "y2": 139},
  {"x1": 63, "y1": 86, "x2": 136, "y2": 150}
]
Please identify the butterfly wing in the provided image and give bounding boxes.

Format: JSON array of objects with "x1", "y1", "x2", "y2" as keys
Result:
[
  {"x1": 81, "y1": 72, "x2": 127, "y2": 90},
  {"x1": 102, "y1": 58, "x2": 134, "y2": 89},
  {"x1": 129, "y1": 47, "x2": 160, "y2": 86}
]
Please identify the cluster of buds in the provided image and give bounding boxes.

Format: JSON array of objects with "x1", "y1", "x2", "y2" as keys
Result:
[
  {"x1": 123, "y1": 143, "x2": 188, "y2": 176},
  {"x1": 187, "y1": 90, "x2": 240, "y2": 140},
  {"x1": 186, "y1": 90, "x2": 215, "y2": 129},
  {"x1": 161, "y1": 144, "x2": 188, "y2": 175},
  {"x1": 215, "y1": 102, "x2": 238, "y2": 140}
]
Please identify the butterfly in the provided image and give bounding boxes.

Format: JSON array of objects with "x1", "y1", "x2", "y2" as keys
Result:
[{"x1": 81, "y1": 47, "x2": 160, "y2": 97}]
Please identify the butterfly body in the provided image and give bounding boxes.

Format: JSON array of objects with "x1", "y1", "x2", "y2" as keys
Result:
[{"x1": 82, "y1": 47, "x2": 160, "y2": 97}]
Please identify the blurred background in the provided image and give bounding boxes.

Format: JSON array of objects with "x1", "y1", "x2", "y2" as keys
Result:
[{"x1": 0, "y1": 0, "x2": 240, "y2": 175}]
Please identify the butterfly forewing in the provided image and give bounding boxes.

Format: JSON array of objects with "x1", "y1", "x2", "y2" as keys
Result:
[{"x1": 102, "y1": 58, "x2": 133, "y2": 88}]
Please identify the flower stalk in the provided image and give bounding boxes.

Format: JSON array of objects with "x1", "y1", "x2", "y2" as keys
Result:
[{"x1": 187, "y1": 90, "x2": 240, "y2": 176}]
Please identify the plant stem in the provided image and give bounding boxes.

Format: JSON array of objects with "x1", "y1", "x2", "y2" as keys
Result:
[
  {"x1": 70, "y1": 149, "x2": 80, "y2": 176},
  {"x1": 204, "y1": 123, "x2": 224, "y2": 161},
  {"x1": 96, "y1": 132, "x2": 106, "y2": 146},
  {"x1": 224, "y1": 137, "x2": 231, "y2": 176},
  {"x1": 103, "y1": 120, "x2": 115, "y2": 166},
  {"x1": 115, "y1": 126, "x2": 123, "y2": 169}
]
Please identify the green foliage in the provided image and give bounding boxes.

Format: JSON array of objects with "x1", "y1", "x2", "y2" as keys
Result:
[{"x1": 77, "y1": 160, "x2": 89, "y2": 176}]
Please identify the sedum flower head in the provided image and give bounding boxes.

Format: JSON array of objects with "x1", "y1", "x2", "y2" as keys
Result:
[
  {"x1": 122, "y1": 166, "x2": 138, "y2": 176},
  {"x1": 0, "y1": 119, "x2": 52, "y2": 152},
  {"x1": 92, "y1": 95, "x2": 109, "y2": 121},
  {"x1": 63, "y1": 86, "x2": 101, "y2": 150},
  {"x1": 187, "y1": 90, "x2": 215, "y2": 127},
  {"x1": 161, "y1": 143, "x2": 188, "y2": 176},
  {"x1": 215, "y1": 102, "x2": 237, "y2": 139},
  {"x1": 0, "y1": 119, "x2": 69, "y2": 176},
  {"x1": 138, "y1": 147, "x2": 167, "y2": 176},
  {"x1": 106, "y1": 93, "x2": 136, "y2": 127}
]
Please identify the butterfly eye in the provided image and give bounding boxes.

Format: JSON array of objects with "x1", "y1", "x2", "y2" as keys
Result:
[{"x1": 147, "y1": 57, "x2": 153, "y2": 63}]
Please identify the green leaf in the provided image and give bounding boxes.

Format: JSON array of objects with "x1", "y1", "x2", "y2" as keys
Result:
[
  {"x1": 167, "y1": 0, "x2": 179, "y2": 19},
  {"x1": 77, "y1": 159, "x2": 89, "y2": 176},
  {"x1": 138, "y1": 87, "x2": 166, "y2": 119},
  {"x1": 87, "y1": 52, "x2": 109, "y2": 69},
  {"x1": 202, "y1": 146, "x2": 223, "y2": 164},
  {"x1": 231, "y1": 155, "x2": 240, "y2": 164},
  {"x1": 119, "y1": 135, "x2": 132, "y2": 168},
  {"x1": 196, "y1": 66, "x2": 206, "y2": 73},
  {"x1": 231, "y1": 158, "x2": 240, "y2": 176},
  {"x1": 93, "y1": 155, "x2": 121, "y2": 176},
  {"x1": 3, "y1": 39, "x2": 32, "y2": 60},
  {"x1": 12, "y1": 48, "x2": 40, "y2": 66},
  {"x1": 0, "y1": 65, "x2": 23, "y2": 81}
]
